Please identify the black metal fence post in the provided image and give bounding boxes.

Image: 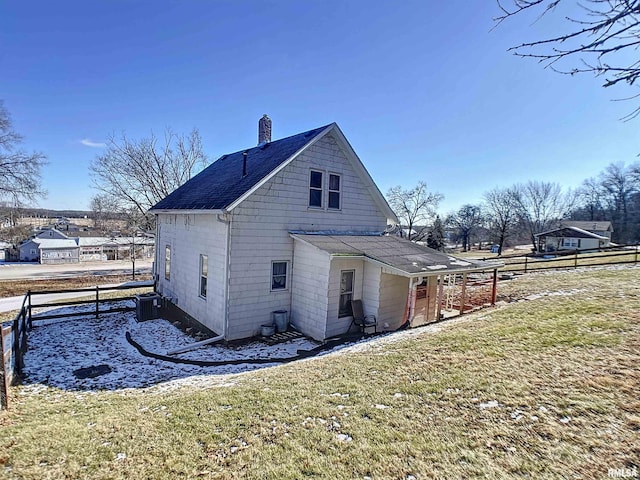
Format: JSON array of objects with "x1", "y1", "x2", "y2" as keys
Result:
[{"x1": 95, "y1": 286, "x2": 100, "y2": 319}]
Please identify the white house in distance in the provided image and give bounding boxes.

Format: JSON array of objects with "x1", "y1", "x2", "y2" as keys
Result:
[
  {"x1": 534, "y1": 221, "x2": 613, "y2": 253},
  {"x1": 151, "y1": 117, "x2": 500, "y2": 342}
]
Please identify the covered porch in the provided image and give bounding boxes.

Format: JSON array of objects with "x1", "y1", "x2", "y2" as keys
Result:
[{"x1": 290, "y1": 234, "x2": 503, "y2": 340}]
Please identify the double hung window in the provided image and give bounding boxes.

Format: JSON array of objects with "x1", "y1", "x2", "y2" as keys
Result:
[
  {"x1": 271, "y1": 261, "x2": 288, "y2": 291},
  {"x1": 339, "y1": 270, "x2": 354, "y2": 317},
  {"x1": 309, "y1": 170, "x2": 323, "y2": 208},
  {"x1": 199, "y1": 254, "x2": 208, "y2": 298}
]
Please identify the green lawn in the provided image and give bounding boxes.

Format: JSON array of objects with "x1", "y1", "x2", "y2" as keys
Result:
[{"x1": 1, "y1": 266, "x2": 638, "y2": 479}]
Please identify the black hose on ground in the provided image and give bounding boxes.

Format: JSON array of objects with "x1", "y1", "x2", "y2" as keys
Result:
[{"x1": 125, "y1": 331, "x2": 367, "y2": 367}]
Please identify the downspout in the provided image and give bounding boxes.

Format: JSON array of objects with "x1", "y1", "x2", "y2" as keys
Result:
[
  {"x1": 167, "y1": 212, "x2": 230, "y2": 355},
  {"x1": 153, "y1": 217, "x2": 160, "y2": 289}
]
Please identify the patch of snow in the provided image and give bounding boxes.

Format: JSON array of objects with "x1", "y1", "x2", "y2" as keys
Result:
[
  {"x1": 559, "y1": 416, "x2": 571, "y2": 424},
  {"x1": 19, "y1": 303, "x2": 338, "y2": 392},
  {"x1": 335, "y1": 433, "x2": 352, "y2": 442},
  {"x1": 479, "y1": 400, "x2": 500, "y2": 409},
  {"x1": 374, "y1": 404, "x2": 390, "y2": 409}
]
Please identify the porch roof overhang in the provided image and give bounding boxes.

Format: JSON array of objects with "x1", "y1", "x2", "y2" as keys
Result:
[{"x1": 290, "y1": 233, "x2": 503, "y2": 278}]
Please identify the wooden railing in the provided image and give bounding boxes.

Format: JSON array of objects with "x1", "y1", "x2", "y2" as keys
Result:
[{"x1": 474, "y1": 244, "x2": 640, "y2": 274}]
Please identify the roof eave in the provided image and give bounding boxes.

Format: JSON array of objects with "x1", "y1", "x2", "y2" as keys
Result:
[{"x1": 150, "y1": 208, "x2": 226, "y2": 215}]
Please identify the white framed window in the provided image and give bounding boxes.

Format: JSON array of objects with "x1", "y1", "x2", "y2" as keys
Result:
[
  {"x1": 199, "y1": 254, "x2": 208, "y2": 298},
  {"x1": 328, "y1": 173, "x2": 341, "y2": 210},
  {"x1": 271, "y1": 261, "x2": 288, "y2": 291},
  {"x1": 309, "y1": 170, "x2": 323, "y2": 208},
  {"x1": 562, "y1": 238, "x2": 579, "y2": 248},
  {"x1": 339, "y1": 270, "x2": 354, "y2": 317},
  {"x1": 165, "y1": 245, "x2": 171, "y2": 280}
]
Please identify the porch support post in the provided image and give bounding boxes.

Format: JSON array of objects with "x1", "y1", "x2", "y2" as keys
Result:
[
  {"x1": 436, "y1": 275, "x2": 444, "y2": 321},
  {"x1": 406, "y1": 277, "x2": 417, "y2": 326},
  {"x1": 491, "y1": 268, "x2": 498, "y2": 306},
  {"x1": 459, "y1": 272, "x2": 468, "y2": 315}
]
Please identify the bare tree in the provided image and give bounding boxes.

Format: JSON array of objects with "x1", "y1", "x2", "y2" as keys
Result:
[
  {"x1": 0, "y1": 100, "x2": 47, "y2": 205},
  {"x1": 386, "y1": 181, "x2": 443, "y2": 241},
  {"x1": 494, "y1": 1, "x2": 640, "y2": 118},
  {"x1": 599, "y1": 162, "x2": 640, "y2": 242},
  {"x1": 90, "y1": 193, "x2": 121, "y2": 233},
  {"x1": 511, "y1": 180, "x2": 573, "y2": 250},
  {"x1": 90, "y1": 128, "x2": 208, "y2": 229},
  {"x1": 447, "y1": 204, "x2": 484, "y2": 252},
  {"x1": 576, "y1": 177, "x2": 606, "y2": 221},
  {"x1": 483, "y1": 187, "x2": 520, "y2": 255}
]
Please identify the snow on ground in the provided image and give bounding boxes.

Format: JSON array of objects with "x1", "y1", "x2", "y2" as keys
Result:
[
  {"x1": 18, "y1": 301, "x2": 326, "y2": 392},
  {"x1": 15, "y1": 264, "x2": 638, "y2": 395}
]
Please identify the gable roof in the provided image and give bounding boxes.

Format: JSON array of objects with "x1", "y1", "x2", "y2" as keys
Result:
[
  {"x1": 534, "y1": 226, "x2": 608, "y2": 240},
  {"x1": 150, "y1": 123, "x2": 397, "y2": 222},
  {"x1": 561, "y1": 220, "x2": 613, "y2": 232},
  {"x1": 151, "y1": 124, "x2": 330, "y2": 211},
  {"x1": 291, "y1": 234, "x2": 502, "y2": 277},
  {"x1": 31, "y1": 238, "x2": 79, "y2": 249}
]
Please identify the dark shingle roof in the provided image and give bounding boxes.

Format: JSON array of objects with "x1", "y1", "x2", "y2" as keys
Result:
[{"x1": 151, "y1": 124, "x2": 331, "y2": 211}]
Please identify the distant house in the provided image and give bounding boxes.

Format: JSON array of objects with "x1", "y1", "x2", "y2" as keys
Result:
[
  {"x1": 19, "y1": 238, "x2": 79, "y2": 263},
  {"x1": 534, "y1": 221, "x2": 613, "y2": 253},
  {"x1": 562, "y1": 221, "x2": 613, "y2": 241},
  {"x1": 0, "y1": 241, "x2": 11, "y2": 262},
  {"x1": 150, "y1": 118, "x2": 500, "y2": 342},
  {"x1": 18, "y1": 227, "x2": 154, "y2": 264}
]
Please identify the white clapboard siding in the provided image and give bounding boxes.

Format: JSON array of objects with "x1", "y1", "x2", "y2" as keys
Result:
[
  {"x1": 326, "y1": 257, "x2": 365, "y2": 339},
  {"x1": 378, "y1": 273, "x2": 409, "y2": 330},
  {"x1": 226, "y1": 133, "x2": 389, "y2": 339},
  {"x1": 155, "y1": 213, "x2": 227, "y2": 334},
  {"x1": 362, "y1": 262, "x2": 381, "y2": 320},
  {"x1": 291, "y1": 241, "x2": 331, "y2": 341}
]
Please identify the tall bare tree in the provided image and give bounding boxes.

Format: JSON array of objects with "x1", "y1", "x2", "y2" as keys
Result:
[
  {"x1": 386, "y1": 181, "x2": 443, "y2": 241},
  {"x1": 0, "y1": 100, "x2": 46, "y2": 206},
  {"x1": 447, "y1": 204, "x2": 484, "y2": 252},
  {"x1": 495, "y1": 1, "x2": 640, "y2": 118},
  {"x1": 483, "y1": 187, "x2": 520, "y2": 255},
  {"x1": 511, "y1": 180, "x2": 573, "y2": 250},
  {"x1": 599, "y1": 162, "x2": 640, "y2": 242},
  {"x1": 576, "y1": 177, "x2": 606, "y2": 221},
  {"x1": 90, "y1": 128, "x2": 208, "y2": 229}
]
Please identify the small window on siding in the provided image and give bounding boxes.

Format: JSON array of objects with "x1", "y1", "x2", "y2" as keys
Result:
[
  {"x1": 199, "y1": 254, "x2": 208, "y2": 298},
  {"x1": 328, "y1": 174, "x2": 341, "y2": 210},
  {"x1": 271, "y1": 261, "x2": 288, "y2": 291},
  {"x1": 309, "y1": 170, "x2": 323, "y2": 208},
  {"x1": 165, "y1": 245, "x2": 171, "y2": 280},
  {"x1": 339, "y1": 270, "x2": 354, "y2": 317}
]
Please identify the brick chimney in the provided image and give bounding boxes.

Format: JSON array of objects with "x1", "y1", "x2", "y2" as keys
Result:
[{"x1": 258, "y1": 114, "x2": 272, "y2": 145}]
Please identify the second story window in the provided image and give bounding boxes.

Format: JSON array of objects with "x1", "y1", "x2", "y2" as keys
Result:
[
  {"x1": 328, "y1": 174, "x2": 341, "y2": 209},
  {"x1": 309, "y1": 170, "x2": 323, "y2": 208}
]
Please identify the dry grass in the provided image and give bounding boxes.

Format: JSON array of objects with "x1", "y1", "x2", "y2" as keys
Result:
[
  {"x1": 0, "y1": 274, "x2": 152, "y2": 299},
  {"x1": 0, "y1": 266, "x2": 638, "y2": 479}
]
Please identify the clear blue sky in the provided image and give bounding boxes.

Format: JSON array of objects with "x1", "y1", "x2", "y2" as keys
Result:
[{"x1": 2, "y1": 1, "x2": 638, "y2": 215}]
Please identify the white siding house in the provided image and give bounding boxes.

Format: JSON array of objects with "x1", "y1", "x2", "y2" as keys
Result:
[{"x1": 151, "y1": 119, "x2": 500, "y2": 341}]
